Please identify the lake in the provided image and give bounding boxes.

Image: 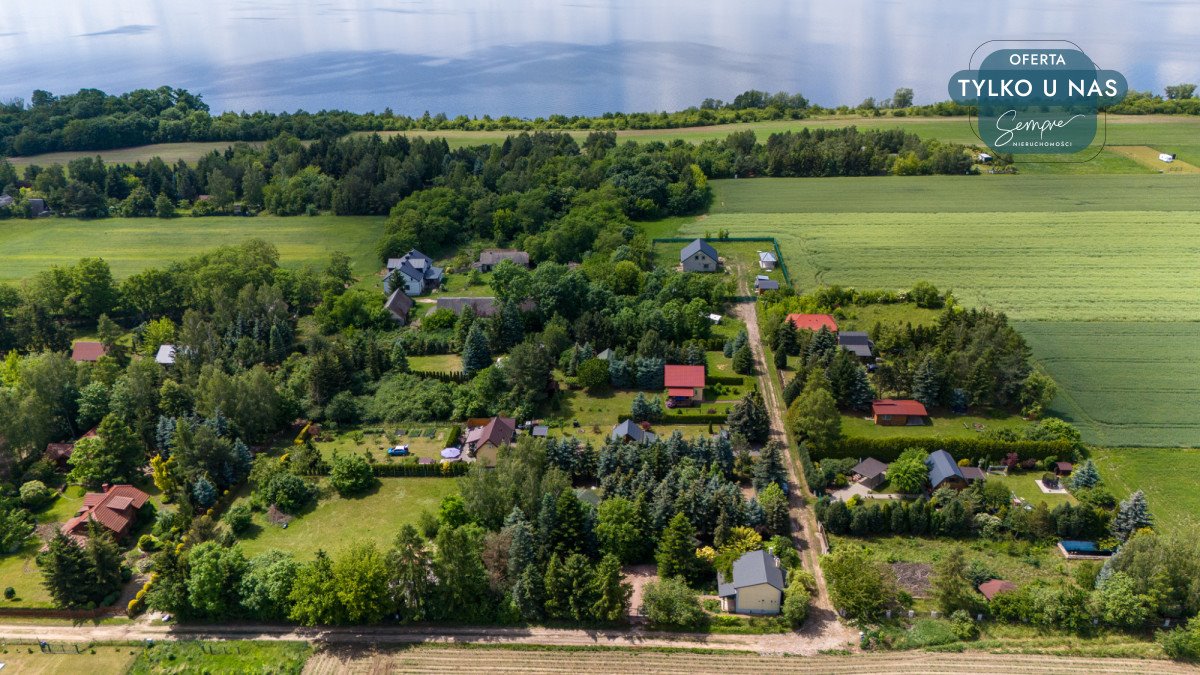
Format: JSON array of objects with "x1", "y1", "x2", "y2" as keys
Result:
[{"x1": 0, "y1": 0, "x2": 1195, "y2": 116}]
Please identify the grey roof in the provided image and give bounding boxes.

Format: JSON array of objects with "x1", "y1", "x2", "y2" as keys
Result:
[
  {"x1": 596, "y1": 348, "x2": 613, "y2": 361},
  {"x1": 388, "y1": 250, "x2": 442, "y2": 282},
  {"x1": 852, "y1": 457, "x2": 888, "y2": 479},
  {"x1": 758, "y1": 251, "x2": 777, "y2": 262},
  {"x1": 384, "y1": 289, "x2": 414, "y2": 319},
  {"x1": 718, "y1": 549, "x2": 786, "y2": 597},
  {"x1": 479, "y1": 249, "x2": 530, "y2": 267},
  {"x1": 437, "y1": 296, "x2": 498, "y2": 316},
  {"x1": 0, "y1": 194, "x2": 12, "y2": 207},
  {"x1": 926, "y1": 450, "x2": 963, "y2": 487},
  {"x1": 680, "y1": 238, "x2": 718, "y2": 263},
  {"x1": 755, "y1": 277, "x2": 780, "y2": 291},
  {"x1": 531, "y1": 425, "x2": 549, "y2": 437},
  {"x1": 611, "y1": 420, "x2": 655, "y2": 444},
  {"x1": 838, "y1": 331, "x2": 874, "y2": 358}
]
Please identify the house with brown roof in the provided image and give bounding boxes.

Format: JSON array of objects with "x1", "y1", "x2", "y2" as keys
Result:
[
  {"x1": 384, "y1": 288, "x2": 415, "y2": 325},
  {"x1": 474, "y1": 249, "x2": 530, "y2": 272},
  {"x1": 872, "y1": 399, "x2": 929, "y2": 426},
  {"x1": 62, "y1": 484, "x2": 150, "y2": 542},
  {"x1": 44, "y1": 427, "x2": 98, "y2": 468},
  {"x1": 71, "y1": 341, "x2": 108, "y2": 363},
  {"x1": 664, "y1": 364, "x2": 706, "y2": 407},
  {"x1": 465, "y1": 416, "x2": 516, "y2": 465}
]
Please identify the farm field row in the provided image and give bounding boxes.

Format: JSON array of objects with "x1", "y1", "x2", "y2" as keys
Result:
[{"x1": 0, "y1": 215, "x2": 387, "y2": 284}]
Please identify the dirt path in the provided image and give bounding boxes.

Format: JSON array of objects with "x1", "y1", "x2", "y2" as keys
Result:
[{"x1": 728, "y1": 264, "x2": 854, "y2": 647}]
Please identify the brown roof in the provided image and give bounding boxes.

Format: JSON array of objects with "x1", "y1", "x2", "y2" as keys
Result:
[
  {"x1": 466, "y1": 417, "x2": 516, "y2": 450},
  {"x1": 978, "y1": 579, "x2": 1017, "y2": 601},
  {"x1": 45, "y1": 442, "x2": 75, "y2": 462},
  {"x1": 872, "y1": 399, "x2": 929, "y2": 417},
  {"x1": 384, "y1": 289, "x2": 414, "y2": 320},
  {"x1": 478, "y1": 249, "x2": 530, "y2": 267},
  {"x1": 70, "y1": 341, "x2": 108, "y2": 362},
  {"x1": 63, "y1": 484, "x2": 149, "y2": 539}
]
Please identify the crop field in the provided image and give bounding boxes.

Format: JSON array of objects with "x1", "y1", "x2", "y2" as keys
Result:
[
  {"x1": 0, "y1": 215, "x2": 387, "y2": 284},
  {"x1": 686, "y1": 176, "x2": 1200, "y2": 447},
  {"x1": 1091, "y1": 447, "x2": 1200, "y2": 534}
]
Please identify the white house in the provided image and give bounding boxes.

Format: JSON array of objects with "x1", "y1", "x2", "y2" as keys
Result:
[
  {"x1": 385, "y1": 249, "x2": 444, "y2": 296},
  {"x1": 1160, "y1": 153, "x2": 1176, "y2": 163},
  {"x1": 680, "y1": 239, "x2": 719, "y2": 273},
  {"x1": 717, "y1": 549, "x2": 786, "y2": 615},
  {"x1": 757, "y1": 251, "x2": 777, "y2": 270}
]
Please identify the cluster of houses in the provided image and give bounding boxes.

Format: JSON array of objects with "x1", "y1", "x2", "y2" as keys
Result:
[
  {"x1": 382, "y1": 248, "x2": 533, "y2": 326},
  {"x1": 843, "y1": 448, "x2": 986, "y2": 498}
]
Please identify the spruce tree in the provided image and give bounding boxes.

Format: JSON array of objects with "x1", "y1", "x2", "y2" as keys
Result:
[
  {"x1": 760, "y1": 482, "x2": 791, "y2": 537},
  {"x1": 461, "y1": 322, "x2": 491, "y2": 377},
  {"x1": 656, "y1": 512, "x2": 699, "y2": 582},
  {"x1": 551, "y1": 489, "x2": 588, "y2": 556},
  {"x1": 727, "y1": 389, "x2": 769, "y2": 444},
  {"x1": 846, "y1": 361, "x2": 875, "y2": 412},
  {"x1": 773, "y1": 346, "x2": 788, "y2": 371},
  {"x1": 1069, "y1": 459, "x2": 1100, "y2": 490},
  {"x1": 590, "y1": 554, "x2": 632, "y2": 621},
  {"x1": 498, "y1": 300, "x2": 525, "y2": 351},
  {"x1": 777, "y1": 317, "x2": 799, "y2": 356},
  {"x1": 733, "y1": 343, "x2": 754, "y2": 375},
  {"x1": 782, "y1": 371, "x2": 806, "y2": 407},
  {"x1": 806, "y1": 326, "x2": 837, "y2": 363},
  {"x1": 753, "y1": 441, "x2": 788, "y2": 490},
  {"x1": 41, "y1": 532, "x2": 91, "y2": 608},
  {"x1": 631, "y1": 392, "x2": 653, "y2": 422},
  {"x1": 390, "y1": 341, "x2": 410, "y2": 372},
  {"x1": 913, "y1": 354, "x2": 941, "y2": 408},
  {"x1": 1111, "y1": 490, "x2": 1152, "y2": 541}
]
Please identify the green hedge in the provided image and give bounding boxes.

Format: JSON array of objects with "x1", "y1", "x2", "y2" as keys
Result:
[
  {"x1": 706, "y1": 375, "x2": 745, "y2": 386},
  {"x1": 411, "y1": 369, "x2": 469, "y2": 384},
  {"x1": 372, "y1": 462, "x2": 469, "y2": 477},
  {"x1": 817, "y1": 437, "x2": 1074, "y2": 464}
]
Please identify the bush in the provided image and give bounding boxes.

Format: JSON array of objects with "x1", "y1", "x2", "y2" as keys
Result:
[
  {"x1": 137, "y1": 534, "x2": 158, "y2": 552},
  {"x1": 329, "y1": 453, "x2": 377, "y2": 497},
  {"x1": 3, "y1": 587, "x2": 14, "y2": 600},
  {"x1": 18, "y1": 480, "x2": 54, "y2": 510},
  {"x1": 949, "y1": 609, "x2": 978, "y2": 640},
  {"x1": 261, "y1": 473, "x2": 316, "y2": 514},
  {"x1": 224, "y1": 503, "x2": 253, "y2": 535},
  {"x1": 1159, "y1": 619, "x2": 1200, "y2": 662},
  {"x1": 640, "y1": 577, "x2": 707, "y2": 628}
]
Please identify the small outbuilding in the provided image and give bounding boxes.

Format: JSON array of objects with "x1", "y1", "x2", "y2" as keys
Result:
[
  {"x1": 757, "y1": 251, "x2": 777, "y2": 270},
  {"x1": 474, "y1": 248, "x2": 530, "y2": 272},
  {"x1": 1160, "y1": 152, "x2": 1176, "y2": 163},
  {"x1": 384, "y1": 289, "x2": 415, "y2": 325},
  {"x1": 717, "y1": 549, "x2": 786, "y2": 615},
  {"x1": 786, "y1": 314, "x2": 838, "y2": 333},
  {"x1": 838, "y1": 331, "x2": 874, "y2": 359},
  {"x1": 978, "y1": 579, "x2": 1016, "y2": 601},
  {"x1": 926, "y1": 449, "x2": 982, "y2": 491},
  {"x1": 70, "y1": 341, "x2": 107, "y2": 363},
  {"x1": 754, "y1": 275, "x2": 779, "y2": 294},
  {"x1": 852, "y1": 457, "x2": 889, "y2": 489},
  {"x1": 680, "y1": 239, "x2": 719, "y2": 273},
  {"x1": 1054, "y1": 461, "x2": 1074, "y2": 476},
  {"x1": 154, "y1": 344, "x2": 177, "y2": 366},
  {"x1": 872, "y1": 399, "x2": 929, "y2": 426}
]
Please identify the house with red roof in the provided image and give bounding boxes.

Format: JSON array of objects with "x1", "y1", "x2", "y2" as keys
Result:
[
  {"x1": 978, "y1": 579, "x2": 1017, "y2": 601},
  {"x1": 786, "y1": 314, "x2": 838, "y2": 333},
  {"x1": 872, "y1": 399, "x2": 930, "y2": 426},
  {"x1": 664, "y1": 365, "x2": 706, "y2": 407},
  {"x1": 61, "y1": 484, "x2": 150, "y2": 542},
  {"x1": 70, "y1": 341, "x2": 108, "y2": 363}
]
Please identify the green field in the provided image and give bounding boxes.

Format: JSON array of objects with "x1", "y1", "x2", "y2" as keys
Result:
[
  {"x1": 129, "y1": 640, "x2": 311, "y2": 674},
  {"x1": 840, "y1": 413, "x2": 1032, "y2": 440},
  {"x1": 1092, "y1": 447, "x2": 1200, "y2": 534},
  {"x1": 687, "y1": 176, "x2": 1200, "y2": 446},
  {"x1": 0, "y1": 215, "x2": 387, "y2": 284},
  {"x1": 233, "y1": 477, "x2": 458, "y2": 559}
]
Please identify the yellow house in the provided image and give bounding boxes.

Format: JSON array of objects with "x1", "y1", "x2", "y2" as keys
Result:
[{"x1": 717, "y1": 550, "x2": 786, "y2": 615}]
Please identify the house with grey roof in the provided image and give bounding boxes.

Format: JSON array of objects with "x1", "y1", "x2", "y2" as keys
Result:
[
  {"x1": 610, "y1": 420, "x2": 656, "y2": 445},
  {"x1": 385, "y1": 249, "x2": 444, "y2": 296},
  {"x1": 754, "y1": 275, "x2": 779, "y2": 293},
  {"x1": 384, "y1": 289, "x2": 415, "y2": 325},
  {"x1": 758, "y1": 250, "x2": 777, "y2": 270},
  {"x1": 838, "y1": 331, "x2": 875, "y2": 359},
  {"x1": 596, "y1": 348, "x2": 613, "y2": 361},
  {"x1": 680, "y1": 239, "x2": 719, "y2": 273},
  {"x1": 852, "y1": 457, "x2": 888, "y2": 489},
  {"x1": 474, "y1": 248, "x2": 530, "y2": 272},
  {"x1": 925, "y1": 449, "x2": 983, "y2": 491},
  {"x1": 718, "y1": 549, "x2": 786, "y2": 615}
]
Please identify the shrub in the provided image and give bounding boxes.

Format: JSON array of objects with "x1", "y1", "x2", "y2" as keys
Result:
[
  {"x1": 18, "y1": 480, "x2": 54, "y2": 510},
  {"x1": 329, "y1": 453, "x2": 377, "y2": 497},
  {"x1": 137, "y1": 534, "x2": 158, "y2": 552},
  {"x1": 224, "y1": 504, "x2": 253, "y2": 535},
  {"x1": 261, "y1": 473, "x2": 316, "y2": 514},
  {"x1": 640, "y1": 577, "x2": 706, "y2": 628},
  {"x1": 3, "y1": 587, "x2": 14, "y2": 600},
  {"x1": 949, "y1": 609, "x2": 979, "y2": 640},
  {"x1": 1159, "y1": 619, "x2": 1200, "y2": 662}
]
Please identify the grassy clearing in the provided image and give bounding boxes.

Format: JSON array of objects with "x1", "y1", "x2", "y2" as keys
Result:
[
  {"x1": 1091, "y1": 447, "x2": 1200, "y2": 534},
  {"x1": 309, "y1": 427, "x2": 458, "y2": 463},
  {"x1": 547, "y1": 384, "x2": 740, "y2": 430},
  {"x1": 436, "y1": 270, "x2": 496, "y2": 297},
  {"x1": 4, "y1": 141, "x2": 270, "y2": 168},
  {"x1": 129, "y1": 640, "x2": 311, "y2": 674},
  {"x1": 0, "y1": 215, "x2": 387, "y2": 284},
  {"x1": 1109, "y1": 145, "x2": 1200, "y2": 173},
  {"x1": 839, "y1": 413, "x2": 1032, "y2": 440},
  {"x1": 407, "y1": 353, "x2": 463, "y2": 372},
  {"x1": 232, "y1": 477, "x2": 458, "y2": 559},
  {"x1": 989, "y1": 471, "x2": 1076, "y2": 508},
  {"x1": 0, "y1": 645, "x2": 139, "y2": 674},
  {"x1": 1017, "y1": 322, "x2": 1200, "y2": 447},
  {"x1": 0, "y1": 486, "x2": 86, "y2": 607}
]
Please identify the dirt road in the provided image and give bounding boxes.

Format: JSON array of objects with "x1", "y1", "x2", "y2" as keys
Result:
[{"x1": 729, "y1": 266, "x2": 854, "y2": 647}]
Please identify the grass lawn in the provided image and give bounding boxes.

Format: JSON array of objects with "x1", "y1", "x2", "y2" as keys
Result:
[
  {"x1": 0, "y1": 215, "x2": 387, "y2": 284},
  {"x1": 840, "y1": 413, "x2": 1033, "y2": 440},
  {"x1": 834, "y1": 302, "x2": 942, "y2": 330},
  {"x1": 0, "y1": 486, "x2": 87, "y2": 608},
  {"x1": 651, "y1": 239, "x2": 786, "y2": 291},
  {"x1": 829, "y1": 535, "x2": 1079, "y2": 600},
  {"x1": 437, "y1": 271, "x2": 496, "y2": 297},
  {"x1": 546, "y1": 423, "x2": 725, "y2": 444},
  {"x1": 1091, "y1": 447, "x2": 1200, "y2": 535},
  {"x1": 546, "y1": 388, "x2": 736, "y2": 429},
  {"x1": 311, "y1": 426, "x2": 459, "y2": 463},
  {"x1": 990, "y1": 471, "x2": 1076, "y2": 508},
  {"x1": 233, "y1": 477, "x2": 459, "y2": 559},
  {"x1": 0, "y1": 645, "x2": 140, "y2": 674},
  {"x1": 407, "y1": 353, "x2": 464, "y2": 372},
  {"x1": 129, "y1": 640, "x2": 311, "y2": 674}
]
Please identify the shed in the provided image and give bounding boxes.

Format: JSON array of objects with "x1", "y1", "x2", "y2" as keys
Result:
[
  {"x1": 474, "y1": 248, "x2": 530, "y2": 272},
  {"x1": 786, "y1": 314, "x2": 838, "y2": 333},
  {"x1": 154, "y1": 344, "x2": 176, "y2": 366},
  {"x1": 872, "y1": 399, "x2": 929, "y2": 426},
  {"x1": 611, "y1": 419, "x2": 656, "y2": 445},
  {"x1": 70, "y1": 341, "x2": 107, "y2": 363},
  {"x1": 531, "y1": 425, "x2": 549, "y2": 438},
  {"x1": 978, "y1": 579, "x2": 1016, "y2": 601},
  {"x1": 754, "y1": 275, "x2": 779, "y2": 293},
  {"x1": 680, "y1": 239, "x2": 719, "y2": 273},
  {"x1": 926, "y1": 449, "x2": 968, "y2": 490},
  {"x1": 384, "y1": 289, "x2": 415, "y2": 324},
  {"x1": 1055, "y1": 461, "x2": 1074, "y2": 476},
  {"x1": 757, "y1": 251, "x2": 777, "y2": 270},
  {"x1": 717, "y1": 549, "x2": 786, "y2": 615},
  {"x1": 852, "y1": 457, "x2": 889, "y2": 489}
]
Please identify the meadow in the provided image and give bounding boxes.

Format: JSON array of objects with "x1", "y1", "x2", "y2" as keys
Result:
[
  {"x1": 1091, "y1": 447, "x2": 1200, "y2": 534},
  {"x1": 687, "y1": 176, "x2": 1200, "y2": 447},
  {"x1": 0, "y1": 215, "x2": 387, "y2": 284}
]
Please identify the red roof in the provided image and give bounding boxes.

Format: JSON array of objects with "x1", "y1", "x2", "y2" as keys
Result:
[
  {"x1": 70, "y1": 341, "x2": 108, "y2": 362},
  {"x1": 872, "y1": 399, "x2": 929, "y2": 417},
  {"x1": 978, "y1": 579, "x2": 1017, "y2": 601},
  {"x1": 667, "y1": 387, "x2": 696, "y2": 397},
  {"x1": 664, "y1": 365, "x2": 706, "y2": 389},
  {"x1": 466, "y1": 416, "x2": 516, "y2": 450},
  {"x1": 63, "y1": 484, "x2": 149, "y2": 539},
  {"x1": 786, "y1": 314, "x2": 838, "y2": 332}
]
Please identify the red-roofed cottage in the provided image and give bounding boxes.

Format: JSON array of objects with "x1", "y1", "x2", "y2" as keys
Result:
[
  {"x1": 786, "y1": 314, "x2": 838, "y2": 333},
  {"x1": 978, "y1": 579, "x2": 1017, "y2": 601},
  {"x1": 70, "y1": 341, "x2": 108, "y2": 363},
  {"x1": 872, "y1": 399, "x2": 930, "y2": 426},
  {"x1": 61, "y1": 484, "x2": 150, "y2": 542},
  {"x1": 664, "y1": 365, "x2": 706, "y2": 407}
]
